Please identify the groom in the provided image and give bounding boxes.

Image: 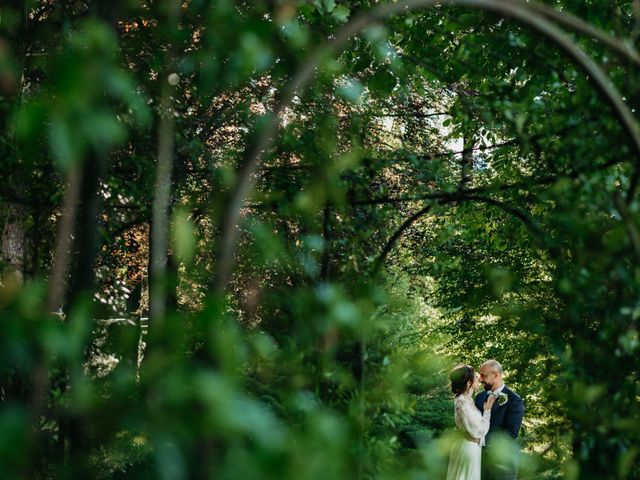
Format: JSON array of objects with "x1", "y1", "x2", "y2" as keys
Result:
[{"x1": 474, "y1": 360, "x2": 524, "y2": 480}]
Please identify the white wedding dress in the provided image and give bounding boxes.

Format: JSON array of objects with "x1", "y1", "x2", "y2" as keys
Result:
[{"x1": 446, "y1": 392, "x2": 491, "y2": 480}]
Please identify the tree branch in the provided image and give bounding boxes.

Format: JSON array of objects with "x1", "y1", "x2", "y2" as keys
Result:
[{"x1": 372, "y1": 192, "x2": 547, "y2": 274}]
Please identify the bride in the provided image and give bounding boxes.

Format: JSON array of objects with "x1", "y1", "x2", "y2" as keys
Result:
[{"x1": 446, "y1": 364, "x2": 496, "y2": 480}]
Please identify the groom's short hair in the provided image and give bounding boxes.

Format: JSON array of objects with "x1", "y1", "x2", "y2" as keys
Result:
[{"x1": 482, "y1": 359, "x2": 503, "y2": 373}]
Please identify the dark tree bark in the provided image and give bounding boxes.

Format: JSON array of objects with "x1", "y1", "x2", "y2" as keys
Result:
[
  {"x1": 62, "y1": 149, "x2": 106, "y2": 476},
  {"x1": 66, "y1": 155, "x2": 104, "y2": 307},
  {"x1": 1, "y1": 203, "x2": 28, "y2": 283},
  {"x1": 460, "y1": 129, "x2": 475, "y2": 189}
]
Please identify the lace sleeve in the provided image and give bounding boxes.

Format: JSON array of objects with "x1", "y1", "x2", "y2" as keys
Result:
[{"x1": 455, "y1": 397, "x2": 491, "y2": 439}]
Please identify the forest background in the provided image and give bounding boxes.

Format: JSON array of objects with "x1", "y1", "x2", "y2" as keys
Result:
[{"x1": 1, "y1": 0, "x2": 639, "y2": 478}]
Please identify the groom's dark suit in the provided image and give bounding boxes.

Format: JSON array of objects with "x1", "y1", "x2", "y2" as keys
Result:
[{"x1": 475, "y1": 386, "x2": 524, "y2": 480}]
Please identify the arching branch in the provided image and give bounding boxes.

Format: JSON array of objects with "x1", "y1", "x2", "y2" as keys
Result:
[
  {"x1": 515, "y1": 0, "x2": 640, "y2": 67},
  {"x1": 463, "y1": 194, "x2": 546, "y2": 239},
  {"x1": 372, "y1": 193, "x2": 547, "y2": 274},
  {"x1": 372, "y1": 203, "x2": 434, "y2": 274}
]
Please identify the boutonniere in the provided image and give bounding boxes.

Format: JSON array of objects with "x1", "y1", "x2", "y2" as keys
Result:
[{"x1": 496, "y1": 392, "x2": 508, "y2": 406}]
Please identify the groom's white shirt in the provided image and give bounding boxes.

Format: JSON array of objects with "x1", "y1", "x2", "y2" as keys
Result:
[
  {"x1": 480, "y1": 383, "x2": 505, "y2": 446},
  {"x1": 491, "y1": 383, "x2": 505, "y2": 396}
]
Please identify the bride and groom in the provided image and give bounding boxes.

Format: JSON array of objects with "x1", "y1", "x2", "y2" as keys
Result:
[{"x1": 446, "y1": 360, "x2": 524, "y2": 480}]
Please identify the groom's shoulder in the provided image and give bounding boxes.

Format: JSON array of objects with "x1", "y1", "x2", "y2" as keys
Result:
[{"x1": 504, "y1": 386, "x2": 523, "y2": 403}]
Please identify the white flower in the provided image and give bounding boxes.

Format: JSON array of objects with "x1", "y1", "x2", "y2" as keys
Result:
[{"x1": 497, "y1": 392, "x2": 508, "y2": 406}]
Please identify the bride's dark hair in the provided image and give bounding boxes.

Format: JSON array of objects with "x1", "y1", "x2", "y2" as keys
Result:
[{"x1": 450, "y1": 364, "x2": 475, "y2": 395}]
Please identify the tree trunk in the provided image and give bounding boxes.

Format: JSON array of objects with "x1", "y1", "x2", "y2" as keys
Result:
[
  {"x1": 64, "y1": 149, "x2": 106, "y2": 477},
  {"x1": 460, "y1": 129, "x2": 475, "y2": 189},
  {"x1": 148, "y1": 96, "x2": 175, "y2": 332},
  {"x1": 1, "y1": 203, "x2": 28, "y2": 283}
]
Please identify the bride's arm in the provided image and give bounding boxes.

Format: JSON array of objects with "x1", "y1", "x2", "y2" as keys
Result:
[{"x1": 457, "y1": 399, "x2": 491, "y2": 439}]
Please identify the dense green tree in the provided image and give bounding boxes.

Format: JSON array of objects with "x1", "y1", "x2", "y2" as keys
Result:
[{"x1": 1, "y1": 1, "x2": 639, "y2": 478}]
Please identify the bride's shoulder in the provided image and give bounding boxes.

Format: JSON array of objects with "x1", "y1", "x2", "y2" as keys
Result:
[{"x1": 453, "y1": 394, "x2": 468, "y2": 406}]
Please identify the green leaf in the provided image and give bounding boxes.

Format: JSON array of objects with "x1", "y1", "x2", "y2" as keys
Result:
[
  {"x1": 84, "y1": 112, "x2": 127, "y2": 152},
  {"x1": 239, "y1": 32, "x2": 273, "y2": 72},
  {"x1": 14, "y1": 102, "x2": 46, "y2": 144},
  {"x1": 323, "y1": 0, "x2": 337, "y2": 13},
  {"x1": 332, "y1": 5, "x2": 350, "y2": 23},
  {"x1": 50, "y1": 118, "x2": 82, "y2": 170},
  {"x1": 457, "y1": 13, "x2": 476, "y2": 28},
  {"x1": 369, "y1": 68, "x2": 396, "y2": 97},
  {"x1": 172, "y1": 208, "x2": 196, "y2": 264}
]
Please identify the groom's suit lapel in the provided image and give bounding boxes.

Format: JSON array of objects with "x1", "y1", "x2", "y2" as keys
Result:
[
  {"x1": 475, "y1": 391, "x2": 488, "y2": 410},
  {"x1": 491, "y1": 385, "x2": 512, "y2": 412},
  {"x1": 498, "y1": 385, "x2": 513, "y2": 408}
]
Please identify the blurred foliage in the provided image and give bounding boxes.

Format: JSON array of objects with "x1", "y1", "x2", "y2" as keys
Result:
[{"x1": 1, "y1": 0, "x2": 640, "y2": 479}]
